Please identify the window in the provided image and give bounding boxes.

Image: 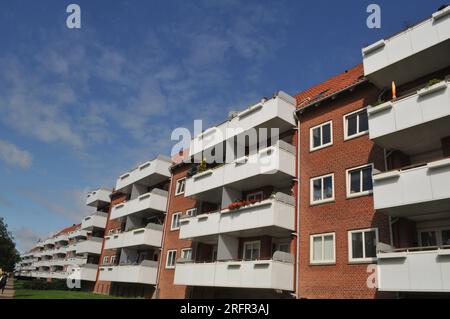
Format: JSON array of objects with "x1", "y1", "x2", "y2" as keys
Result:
[
  {"x1": 212, "y1": 245, "x2": 218, "y2": 262},
  {"x1": 110, "y1": 255, "x2": 116, "y2": 265},
  {"x1": 102, "y1": 256, "x2": 109, "y2": 265},
  {"x1": 175, "y1": 178, "x2": 186, "y2": 195},
  {"x1": 186, "y1": 208, "x2": 197, "y2": 217},
  {"x1": 247, "y1": 191, "x2": 263, "y2": 202},
  {"x1": 344, "y1": 108, "x2": 368, "y2": 140},
  {"x1": 310, "y1": 233, "x2": 335, "y2": 265},
  {"x1": 181, "y1": 248, "x2": 193, "y2": 261},
  {"x1": 348, "y1": 228, "x2": 378, "y2": 263},
  {"x1": 310, "y1": 174, "x2": 334, "y2": 204},
  {"x1": 272, "y1": 242, "x2": 290, "y2": 254},
  {"x1": 243, "y1": 241, "x2": 261, "y2": 260},
  {"x1": 310, "y1": 121, "x2": 333, "y2": 151},
  {"x1": 419, "y1": 228, "x2": 450, "y2": 246},
  {"x1": 166, "y1": 250, "x2": 177, "y2": 269},
  {"x1": 171, "y1": 212, "x2": 181, "y2": 230},
  {"x1": 346, "y1": 164, "x2": 373, "y2": 198},
  {"x1": 108, "y1": 229, "x2": 114, "y2": 235}
]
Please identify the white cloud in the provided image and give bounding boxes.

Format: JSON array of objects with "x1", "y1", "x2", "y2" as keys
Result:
[
  {"x1": 0, "y1": 139, "x2": 32, "y2": 168},
  {"x1": 12, "y1": 227, "x2": 42, "y2": 253}
]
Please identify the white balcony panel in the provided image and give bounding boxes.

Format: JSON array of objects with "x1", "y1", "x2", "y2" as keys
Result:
[
  {"x1": 362, "y1": 7, "x2": 450, "y2": 87},
  {"x1": 68, "y1": 264, "x2": 98, "y2": 282},
  {"x1": 98, "y1": 261, "x2": 157, "y2": 285},
  {"x1": 373, "y1": 159, "x2": 450, "y2": 217},
  {"x1": 104, "y1": 224, "x2": 163, "y2": 249},
  {"x1": 81, "y1": 212, "x2": 108, "y2": 230},
  {"x1": 185, "y1": 145, "x2": 295, "y2": 201},
  {"x1": 368, "y1": 81, "x2": 450, "y2": 154},
  {"x1": 110, "y1": 190, "x2": 168, "y2": 220},
  {"x1": 115, "y1": 156, "x2": 171, "y2": 192},
  {"x1": 86, "y1": 188, "x2": 111, "y2": 207},
  {"x1": 68, "y1": 229, "x2": 88, "y2": 239},
  {"x1": 377, "y1": 249, "x2": 450, "y2": 292},
  {"x1": 76, "y1": 238, "x2": 103, "y2": 255},
  {"x1": 189, "y1": 91, "x2": 296, "y2": 157},
  {"x1": 174, "y1": 260, "x2": 294, "y2": 291},
  {"x1": 179, "y1": 196, "x2": 295, "y2": 240}
]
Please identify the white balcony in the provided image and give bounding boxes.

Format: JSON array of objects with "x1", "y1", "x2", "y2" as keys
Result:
[
  {"x1": 377, "y1": 247, "x2": 450, "y2": 292},
  {"x1": 86, "y1": 188, "x2": 111, "y2": 207},
  {"x1": 110, "y1": 189, "x2": 168, "y2": 220},
  {"x1": 362, "y1": 7, "x2": 450, "y2": 88},
  {"x1": 81, "y1": 212, "x2": 108, "y2": 230},
  {"x1": 185, "y1": 143, "x2": 296, "y2": 202},
  {"x1": 68, "y1": 229, "x2": 88, "y2": 239},
  {"x1": 98, "y1": 261, "x2": 158, "y2": 285},
  {"x1": 189, "y1": 91, "x2": 296, "y2": 157},
  {"x1": 174, "y1": 259, "x2": 294, "y2": 291},
  {"x1": 115, "y1": 156, "x2": 171, "y2": 193},
  {"x1": 75, "y1": 238, "x2": 103, "y2": 255},
  {"x1": 373, "y1": 158, "x2": 450, "y2": 217},
  {"x1": 65, "y1": 257, "x2": 88, "y2": 266},
  {"x1": 67, "y1": 264, "x2": 98, "y2": 282},
  {"x1": 179, "y1": 194, "x2": 295, "y2": 240},
  {"x1": 48, "y1": 271, "x2": 70, "y2": 280},
  {"x1": 104, "y1": 224, "x2": 163, "y2": 250},
  {"x1": 367, "y1": 80, "x2": 450, "y2": 155}
]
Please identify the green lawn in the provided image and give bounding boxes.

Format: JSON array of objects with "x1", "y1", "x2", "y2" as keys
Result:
[{"x1": 14, "y1": 280, "x2": 125, "y2": 299}]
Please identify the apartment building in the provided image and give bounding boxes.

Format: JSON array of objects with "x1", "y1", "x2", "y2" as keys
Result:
[{"x1": 95, "y1": 156, "x2": 171, "y2": 298}]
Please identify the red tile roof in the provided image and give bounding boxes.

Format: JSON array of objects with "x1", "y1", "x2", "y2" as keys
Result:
[
  {"x1": 295, "y1": 64, "x2": 365, "y2": 109},
  {"x1": 55, "y1": 224, "x2": 81, "y2": 236}
]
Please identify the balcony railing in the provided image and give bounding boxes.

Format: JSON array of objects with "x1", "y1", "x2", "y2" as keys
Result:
[
  {"x1": 86, "y1": 188, "x2": 111, "y2": 207},
  {"x1": 179, "y1": 193, "x2": 295, "y2": 240},
  {"x1": 362, "y1": 7, "x2": 450, "y2": 87},
  {"x1": 367, "y1": 80, "x2": 450, "y2": 153},
  {"x1": 372, "y1": 158, "x2": 450, "y2": 216},
  {"x1": 110, "y1": 189, "x2": 168, "y2": 220},
  {"x1": 104, "y1": 223, "x2": 163, "y2": 249},
  {"x1": 67, "y1": 264, "x2": 99, "y2": 282},
  {"x1": 98, "y1": 260, "x2": 158, "y2": 285},
  {"x1": 75, "y1": 237, "x2": 103, "y2": 255},
  {"x1": 81, "y1": 212, "x2": 108, "y2": 230},
  {"x1": 377, "y1": 245, "x2": 450, "y2": 292}
]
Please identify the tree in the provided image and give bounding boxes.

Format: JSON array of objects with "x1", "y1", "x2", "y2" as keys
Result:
[{"x1": 0, "y1": 217, "x2": 20, "y2": 272}]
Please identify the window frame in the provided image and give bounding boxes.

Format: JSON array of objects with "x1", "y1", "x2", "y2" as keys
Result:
[
  {"x1": 343, "y1": 107, "x2": 369, "y2": 141},
  {"x1": 110, "y1": 255, "x2": 116, "y2": 265},
  {"x1": 348, "y1": 228, "x2": 379, "y2": 263},
  {"x1": 175, "y1": 178, "x2": 186, "y2": 196},
  {"x1": 246, "y1": 191, "x2": 264, "y2": 202},
  {"x1": 186, "y1": 208, "x2": 197, "y2": 217},
  {"x1": 242, "y1": 240, "x2": 261, "y2": 261},
  {"x1": 310, "y1": 232, "x2": 336, "y2": 265},
  {"x1": 310, "y1": 173, "x2": 335, "y2": 205},
  {"x1": 102, "y1": 256, "x2": 109, "y2": 265},
  {"x1": 310, "y1": 120, "x2": 333, "y2": 152},
  {"x1": 165, "y1": 250, "x2": 177, "y2": 269},
  {"x1": 181, "y1": 248, "x2": 193, "y2": 261},
  {"x1": 171, "y1": 212, "x2": 181, "y2": 231},
  {"x1": 346, "y1": 163, "x2": 374, "y2": 199}
]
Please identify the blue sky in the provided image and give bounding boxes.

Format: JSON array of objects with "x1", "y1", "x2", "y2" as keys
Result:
[{"x1": 0, "y1": 0, "x2": 445, "y2": 252}]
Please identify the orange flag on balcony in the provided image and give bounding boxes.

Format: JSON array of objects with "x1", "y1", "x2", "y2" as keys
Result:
[{"x1": 392, "y1": 81, "x2": 397, "y2": 100}]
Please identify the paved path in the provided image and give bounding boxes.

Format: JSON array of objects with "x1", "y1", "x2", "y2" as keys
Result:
[{"x1": 0, "y1": 277, "x2": 15, "y2": 299}]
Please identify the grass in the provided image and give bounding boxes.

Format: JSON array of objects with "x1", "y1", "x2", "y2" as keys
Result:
[{"x1": 14, "y1": 280, "x2": 125, "y2": 299}]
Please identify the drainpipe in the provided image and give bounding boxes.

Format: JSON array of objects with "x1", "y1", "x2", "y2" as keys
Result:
[
  {"x1": 293, "y1": 110, "x2": 301, "y2": 299},
  {"x1": 383, "y1": 148, "x2": 396, "y2": 247},
  {"x1": 155, "y1": 173, "x2": 174, "y2": 298}
]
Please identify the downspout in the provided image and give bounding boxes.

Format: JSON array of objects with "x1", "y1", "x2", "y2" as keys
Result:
[
  {"x1": 155, "y1": 171, "x2": 174, "y2": 298},
  {"x1": 293, "y1": 110, "x2": 301, "y2": 299},
  {"x1": 383, "y1": 148, "x2": 395, "y2": 247}
]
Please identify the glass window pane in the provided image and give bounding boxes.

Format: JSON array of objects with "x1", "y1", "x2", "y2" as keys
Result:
[
  {"x1": 323, "y1": 176, "x2": 333, "y2": 199},
  {"x1": 313, "y1": 127, "x2": 321, "y2": 147},
  {"x1": 359, "y1": 111, "x2": 368, "y2": 132},
  {"x1": 323, "y1": 235, "x2": 334, "y2": 260},
  {"x1": 350, "y1": 170, "x2": 361, "y2": 193},
  {"x1": 322, "y1": 123, "x2": 331, "y2": 144},
  {"x1": 364, "y1": 231, "x2": 377, "y2": 258},
  {"x1": 313, "y1": 179, "x2": 322, "y2": 201},
  {"x1": 442, "y1": 230, "x2": 450, "y2": 245},
  {"x1": 313, "y1": 237, "x2": 322, "y2": 261},
  {"x1": 347, "y1": 115, "x2": 357, "y2": 136},
  {"x1": 362, "y1": 167, "x2": 373, "y2": 191},
  {"x1": 421, "y1": 231, "x2": 437, "y2": 246},
  {"x1": 352, "y1": 232, "x2": 364, "y2": 259}
]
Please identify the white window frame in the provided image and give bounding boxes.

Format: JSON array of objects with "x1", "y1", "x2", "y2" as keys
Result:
[
  {"x1": 310, "y1": 120, "x2": 333, "y2": 152},
  {"x1": 102, "y1": 256, "x2": 109, "y2": 265},
  {"x1": 165, "y1": 250, "x2": 177, "y2": 269},
  {"x1": 242, "y1": 240, "x2": 261, "y2": 260},
  {"x1": 175, "y1": 178, "x2": 186, "y2": 196},
  {"x1": 110, "y1": 255, "x2": 116, "y2": 265},
  {"x1": 310, "y1": 173, "x2": 335, "y2": 205},
  {"x1": 171, "y1": 212, "x2": 181, "y2": 231},
  {"x1": 418, "y1": 226, "x2": 450, "y2": 247},
  {"x1": 310, "y1": 232, "x2": 336, "y2": 265},
  {"x1": 346, "y1": 163, "x2": 374, "y2": 199},
  {"x1": 186, "y1": 208, "x2": 197, "y2": 217},
  {"x1": 348, "y1": 228, "x2": 379, "y2": 263},
  {"x1": 343, "y1": 107, "x2": 369, "y2": 141},
  {"x1": 181, "y1": 248, "x2": 193, "y2": 261},
  {"x1": 246, "y1": 191, "x2": 263, "y2": 201}
]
